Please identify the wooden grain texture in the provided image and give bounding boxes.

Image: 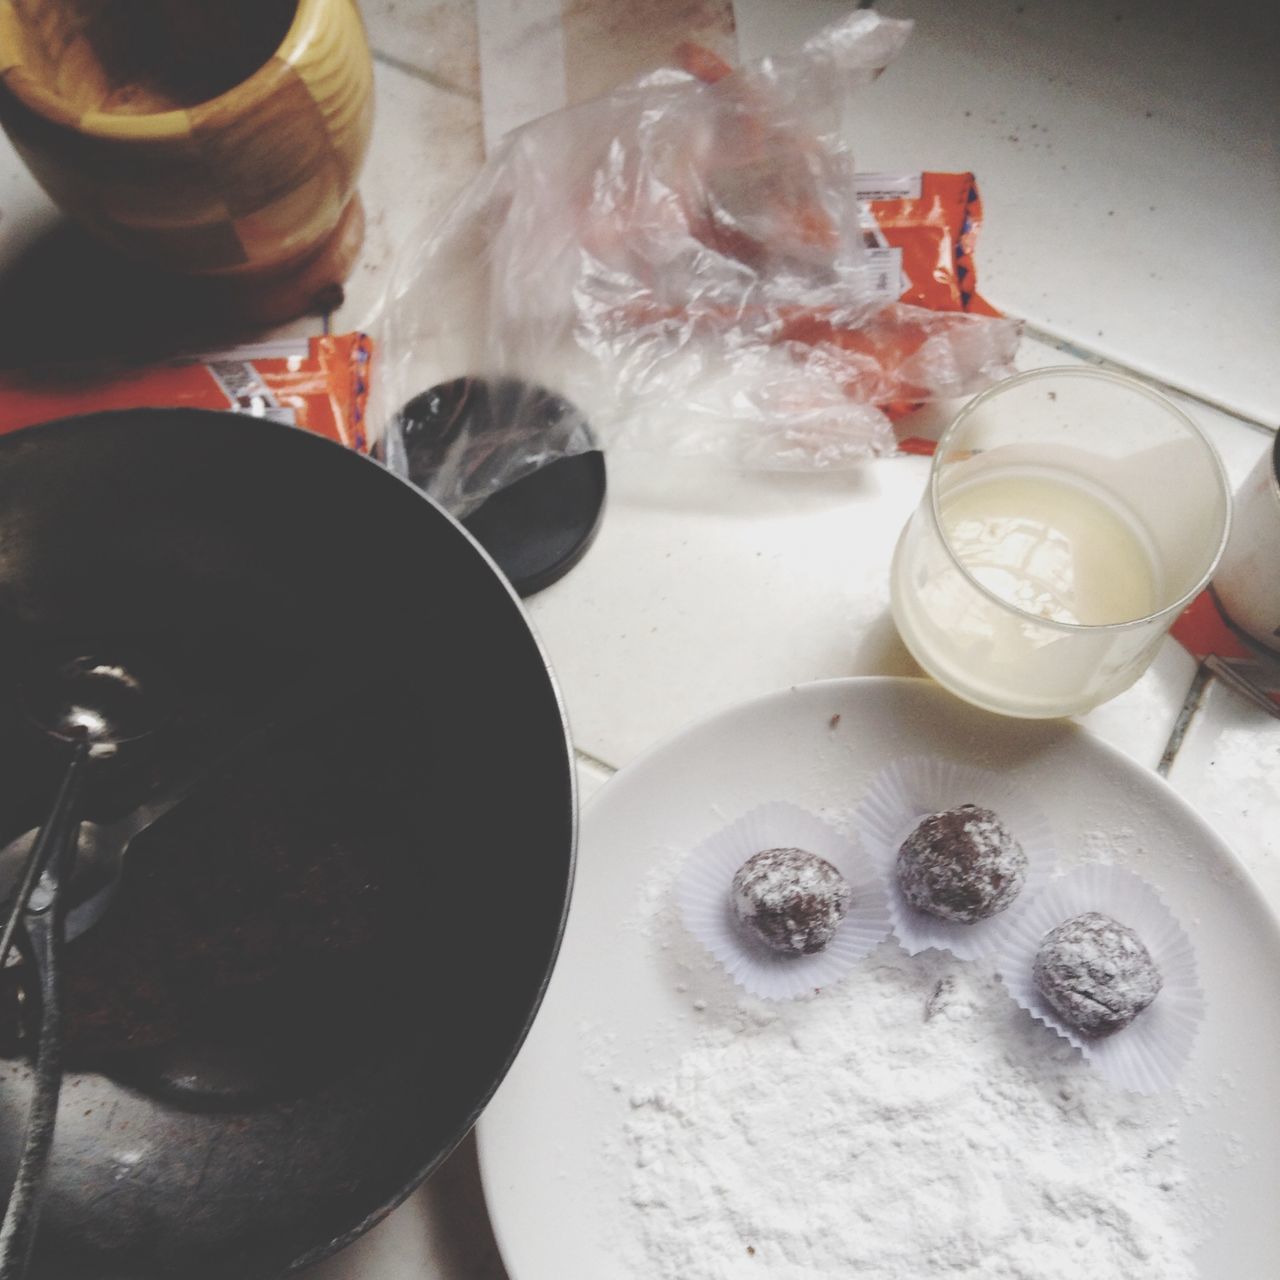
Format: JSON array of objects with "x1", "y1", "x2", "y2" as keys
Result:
[
  {"x1": 0, "y1": 0, "x2": 373, "y2": 287},
  {"x1": 1, "y1": 0, "x2": 298, "y2": 120}
]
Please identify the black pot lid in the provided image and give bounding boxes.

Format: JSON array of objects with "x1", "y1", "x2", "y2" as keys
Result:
[{"x1": 398, "y1": 378, "x2": 606, "y2": 597}]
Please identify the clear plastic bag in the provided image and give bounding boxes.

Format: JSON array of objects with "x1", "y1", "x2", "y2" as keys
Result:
[{"x1": 376, "y1": 11, "x2": 1020, "y2": 516}]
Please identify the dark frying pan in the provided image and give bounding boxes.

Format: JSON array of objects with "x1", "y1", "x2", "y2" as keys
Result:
[{"x1": 0, "y1": 410, "x2": 576, "y2": 1278}]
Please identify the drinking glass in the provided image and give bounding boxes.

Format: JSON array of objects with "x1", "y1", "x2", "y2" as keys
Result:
[{"x1": 890, "y1": 367, "x2": 1231, "y2": 718}]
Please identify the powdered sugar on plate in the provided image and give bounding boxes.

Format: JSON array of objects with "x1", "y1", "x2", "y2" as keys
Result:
[{"x1": 614, "y1": 945, "x2": 1205, "y2": 1280}]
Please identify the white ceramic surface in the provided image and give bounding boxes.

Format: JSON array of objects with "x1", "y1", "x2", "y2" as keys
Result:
[
  {"x1": 475, "y1": 0, "x2": 568, "y2": 153},
  {"x1": 573, "y1": 754, "x2": 613, "y2": 805},
  {"x1": 361, "y1": 0, "x2": 481, "y2": 91},
  {"x1": 1167, "y1": 677, "x2": 1280, "y2": 907},
  {"x1": 478, "y1": 678, "x2": 1280, "y2": 1280},
  {"x1": 330, "y1": 56, "x2": 485, "y2": 335}
]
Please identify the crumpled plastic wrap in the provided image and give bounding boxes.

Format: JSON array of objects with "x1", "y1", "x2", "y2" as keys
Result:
[{"x1": 377, "y1": 11, "x2": 1021, "y2": 516}]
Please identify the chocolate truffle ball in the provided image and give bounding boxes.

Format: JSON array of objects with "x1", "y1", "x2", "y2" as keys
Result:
[
  {"x1": 896, "y1": 805, "x2": 1027, "y2": 923},
  {"x1": 731, "y1": 848, "x2": 852, "y2": 957},
  {"x1": 1032, "y1": 911, "x2": 1162, "y2": 1038}
]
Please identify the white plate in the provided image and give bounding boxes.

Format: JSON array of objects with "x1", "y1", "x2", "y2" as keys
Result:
[{"x1": 477, "y1": 678, "x2": 1280, "y2": 1279}]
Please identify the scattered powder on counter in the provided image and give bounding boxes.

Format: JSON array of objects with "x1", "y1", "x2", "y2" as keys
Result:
[
  {"x1": 617, "y1": 945, "x2": 1205, "y2": 1280},
  {"x1": 1175, "y1": 720, "x2": 1280, "y2": 903}
]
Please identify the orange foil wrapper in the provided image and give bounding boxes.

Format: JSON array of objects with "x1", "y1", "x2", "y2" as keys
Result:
[
  {"x1": 1172, "y1": 591, "x2": 1280, "y2": 715},
  {"x1": 860, "y1": 171, "x2": 999, "y2": 318},
  {"x1": 0, "y1": 333, "x2": 374, "y2": 452}
]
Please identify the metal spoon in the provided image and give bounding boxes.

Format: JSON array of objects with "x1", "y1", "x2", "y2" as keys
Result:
[
  {"x1": 0, "y1": 656, "x2": 167, "y2": 966},
  {"x1": 0, "y1": 644, "x2": 376, "y2": 1125},
  {"x1": 0, "y1": 655, "x2": 166, "y2": 1280}
]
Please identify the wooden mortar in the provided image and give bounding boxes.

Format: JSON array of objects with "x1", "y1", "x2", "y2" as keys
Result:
[{"x1": 0, "y1": 0, "x2": 374, "y2": 323}]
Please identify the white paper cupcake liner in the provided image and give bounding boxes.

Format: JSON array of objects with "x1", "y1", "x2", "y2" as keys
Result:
[
  {"x1": 675, "y1": 802, "x2": 892, "y2": 1001},
  {"x1": 854, "y1": 755, "x2": 1056, "y2": 960},
  {"x1": 990, "y1": 864, "x2": 1203, "y2": 1094}
]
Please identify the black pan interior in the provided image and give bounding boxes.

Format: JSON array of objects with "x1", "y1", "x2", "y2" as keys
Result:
[{"x1": 0, "y1": 410, "x2": 575, "y2": 1279}]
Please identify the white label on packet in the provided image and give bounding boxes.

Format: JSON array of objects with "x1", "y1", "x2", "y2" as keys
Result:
[
  {"x1": 854, "y1": 172, "x2": 923, "y2": 202},
  {"x1": 206, "y1": 361, "x2": 296, "y2": 425},
  {"x1": 864, "y1": 247, "x2": 906, "y2": 302}
]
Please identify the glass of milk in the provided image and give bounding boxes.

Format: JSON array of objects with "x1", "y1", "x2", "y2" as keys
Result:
[{"x1": 890, "y1": 367, "x2": 1231, "y2": 718}]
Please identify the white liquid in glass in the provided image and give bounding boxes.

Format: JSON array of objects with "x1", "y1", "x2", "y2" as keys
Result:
[
  {"x1": 892, "y1": 467, "x2": 1163, "y2": 716},
  {"x1": 940, "y1": 470, "x2": 1159, "y2": 625}
]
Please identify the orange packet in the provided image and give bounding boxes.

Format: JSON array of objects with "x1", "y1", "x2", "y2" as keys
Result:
[
  {"x1": 853, "y1": 172, "x2": 1002, "y2": 439},
  {"x1": 675, "y1": 43, "x2": 995, "y2": 314},
  {"x1": 857, "y1": 172, "x2": 998, "y2": 317},
  {"x1": 0, "y1": 333, "x2": 374, "y2": 452},
  {"x1": 1171, "y1": 592, "x2": 1280, "y2": 713}
]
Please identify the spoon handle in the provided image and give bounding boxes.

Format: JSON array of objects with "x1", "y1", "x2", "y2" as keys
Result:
[
  {"x1": 0, "y1": 742, "x2": 87, "y2": 1280},
  {"x1": 0, "y1": 743, "x2": 88, "y2": 973}
]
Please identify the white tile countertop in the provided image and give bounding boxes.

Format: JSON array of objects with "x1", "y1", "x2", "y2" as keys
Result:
[{"x1": 0, "y1": 2, "x2": 1276, "y2": 1278}]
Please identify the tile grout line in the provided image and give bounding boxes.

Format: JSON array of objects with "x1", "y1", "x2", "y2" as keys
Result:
[
  {"x1": 574, "y1": 747, "x2": 618, "y2": 777},
  {"x1": 1157, "y1": 665, "x2": 1214, "y2": 778},
  {"x1": 371, "y1": 49, "x2": 481, "y2": 102},
  {"x1": 1016, "y1": 320, "x2": 1277, "y2": 435}
]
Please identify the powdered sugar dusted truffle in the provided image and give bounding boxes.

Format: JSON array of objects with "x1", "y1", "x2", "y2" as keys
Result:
[
  {"x1": 1033, "y1": 911, "x2": 1163, "y2": 1038},
  {"x1": 896, "y1": 805, "x2": 1027, "y2": 923},
  {"x1": 731, "y1": 848, "x2": 852, "y2": 957}
]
